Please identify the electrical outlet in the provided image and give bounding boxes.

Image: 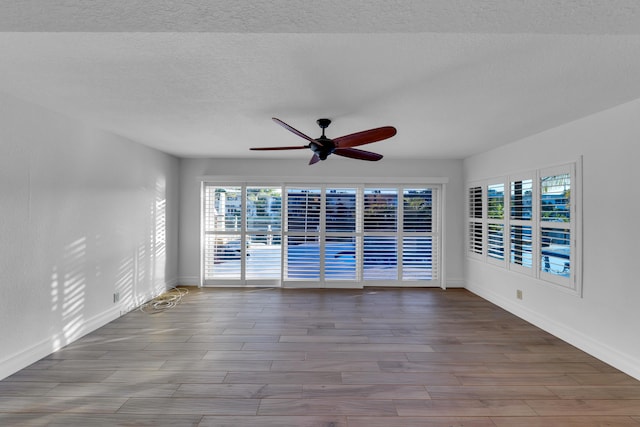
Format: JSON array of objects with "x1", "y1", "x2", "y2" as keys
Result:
[
  {"x1": 113, "y1": 292, "x2": 120, "y2": 303},
  {"x1": 516, "y1": 289, "x2": 523, "y2": 300}
]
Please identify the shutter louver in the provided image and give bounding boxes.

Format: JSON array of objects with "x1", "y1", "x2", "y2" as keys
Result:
[
  {"x1": 486, "y1": 183, "x2": 505, "y2": 263},
  {"x1": 402, "y1": 189, "x2": 436, "y2": 280},
  {"x1": 541, "y1": 173, "x2": 570, "y2": 222},
  {"x1": 469, "y1": 186, "x2": 482, "y2": 219},
  {"x1": 511, "y1": 179, "x2": 533, "y2": 220},
  {"x1": 363, "y1": 189, "x2": 398, "y2": 280},
  {"x1": 363, "y1": 236, "x2": 398, "y2": 280},
  {"x1": 541, "y1": 228, "x2": 571, "y2": 277},
  {"x1": 325, "y1": 189, "x2": 357, "y2": 280},
  {"x1": 285, "y1": 188, "x2": 321, "y2": 280},
  {"x1": 468, "y1": 186, "x2": 483, "y2": 256},
  {"x1": 540, "y1": 172, "x2": 572, "y2": 281},
  {"x1": 469, "y1": 222, "x2": 483, "y2": 255},
  {"x1": 246, "y1": 187, "x2": 282, "y2": 279},
  {"x1": 510, "y1": 225, "x2": 532, "y2": 268},
  {"x1": 402, "y1": 236, "x2": 434, "y2": 280},
  {"x1": 203, "y1": 185, "x2": 242, "y2": 279},
  {"x1": 487, "y1": 224, "x2": 505, "y2": 260},
  {"x1": 509, "y1": 178, "x2": 533, "y2": 272}
]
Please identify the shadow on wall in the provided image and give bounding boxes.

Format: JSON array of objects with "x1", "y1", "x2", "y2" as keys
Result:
[
  {"x1": 50, "y1": 237, "x2": 87, "y2": 350},
  {"x1": 116, "y1": 176, "x2": 168, "y2": 313},
  {"x1": 48, "y1": 175, "x2": 169, "y2": 352}
]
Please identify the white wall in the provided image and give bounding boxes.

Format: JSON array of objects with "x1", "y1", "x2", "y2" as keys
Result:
[
  {"x1": 178, "y1": 157, "x2": 464, "y2": 287},
  {"x1": 464, "y1": 97, "x2": 640, "y2": 380},
  {"x1": 0, "y1": 92, "x2": 180, "y2": 380}
]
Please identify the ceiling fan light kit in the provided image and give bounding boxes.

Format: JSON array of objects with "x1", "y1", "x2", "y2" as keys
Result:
[{"x1": 250, "y1": 117, "x2": 397, "y2": 165}]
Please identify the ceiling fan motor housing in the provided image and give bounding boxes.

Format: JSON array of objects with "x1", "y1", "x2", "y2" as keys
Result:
[
  {"x1": 317, "y1": 118, "x2": 331, "y2": 129},
  {"x1": 310, "y1": 137, "x2": 335, "y2": 160}
]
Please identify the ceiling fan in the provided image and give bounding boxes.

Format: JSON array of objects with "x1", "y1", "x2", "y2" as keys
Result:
[{"x1": 250, "y1": 117, "x2": 397, "y2": 165}]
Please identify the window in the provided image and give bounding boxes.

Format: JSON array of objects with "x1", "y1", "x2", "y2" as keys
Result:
[
  {"x1": 487, "y1": 182, "x2": 505, "y2": 264},
  {"x1": 202, "y1": 182, "x2": 442, "y2": 287},
  {"x1": 324, "y1": 188, "x2": 358, "y2": 280},
  {"x1": 246, "y1": 187, "x2": 282, "y2": 279},
  {"x1": 203, "y1": 186, "x2": 242, "y2": 280},
  {"x1": 510, "y1": 177, "x2": 533, "y2": 272},
  {"x1": 363, "y1": 188, "x2": 398, "y2": 280},
  {"x1": 539, "y1": 168, "x2": 573, "y2": 288},
  {"x1": 467, "y1": 186, "x2": 483, "y2": 257},
  {"x1": 466, "y1": 161, "x2": 580, "y2": 294},
  {"x1": 285, "y1": 187, "x2": 321, "y2": 280},
  {"x1": 203, "y1": 186, "x2": 282, "y2": 284},
  {"x1": 402, "y1": 189, "x2": 436, "y2": 280}
]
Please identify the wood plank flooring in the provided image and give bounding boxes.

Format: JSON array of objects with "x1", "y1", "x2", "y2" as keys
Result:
[{"x1": 1, "y1": 287, "x2": 640, "y2": 426}]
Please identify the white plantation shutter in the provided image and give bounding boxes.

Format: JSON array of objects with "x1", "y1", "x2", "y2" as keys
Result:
[
  {"x1": 402, "y1": 189, "x2": 437, "y2": 280},
  {"x1": 402, "y1": 236, "x2": 435, "y2": 280},
  {"x1": 539, "y1": 168, "x2": 574, "y2": 288},
  {"x1": 203, "y1": 182, "x2": 443, "y2": 287},
  {"x1": 510, "y1": 225, "x2": 533, "y2": 269},
  {"x1": 284, "y1": 188, "x2": 321, "y2": 280},
  {"x1": 465, "y1": 160, "x2": 580, "y2": 294},
  {"x1": 245, "y1": 187, "x2": 282, "y2": 279},
  {"x1": 486, "y1": 182, "x2": 506, "y2": 264},
  {"x1": 510, "y1": 177, "x2": 533, "y2": 272},
  {"x1": 202, "y1": 185, "x2": 243, "y2": 280},
  {"x1": 510, "y1": 178, "x2": 533, "y2": 221},
  {"x1": 325, "y1": 189, "x2": 358, "y2": 281},
  {"x1": 467, "y1": 186, "x2": 483, "y2": 257},
  {"x1": 363, "y1": 189, "x2": 398, "y2": 281},
  {"x1": 487, "y1": 224, "x2": 505, "y2": 261}
]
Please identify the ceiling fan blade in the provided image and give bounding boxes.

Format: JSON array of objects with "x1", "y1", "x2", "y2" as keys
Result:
[
  {"x1": 309, "y1": 154, "x2": 320, "y2": 165},
  {"x1": 272, "y1": 117, "x2": 316, "y2": 143},
  {"x1": 333, "y1": 147, "x2": 383, "y2": 161},
  {"x1": 250, "y1": 145, "x2": 308, "y2": 150},
  {"x1": 334, "y1": 126, "x2": 397, "y2": 148}
]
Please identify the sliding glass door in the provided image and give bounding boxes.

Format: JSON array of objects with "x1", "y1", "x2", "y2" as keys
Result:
[
  {"x1": 202, "y1": 182, "x2": 441, "y2": 287},
  {"x1": 203, "y1": 185, "x2": 282, "y2": 286},
  {"x1": 284, "y1": 187, "x2": 359, "y2": 287}
]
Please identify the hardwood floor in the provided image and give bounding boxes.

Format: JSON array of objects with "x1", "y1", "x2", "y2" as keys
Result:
[{"x1": 1, "y1": 287, "x2": 640, "y2": 426}]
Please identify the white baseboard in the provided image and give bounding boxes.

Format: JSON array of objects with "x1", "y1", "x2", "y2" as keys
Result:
[
  {"x1": 178, "y1": 276, "x2": 200, "y2": 286},
  {"x1": 120, "y1": 282, "x2": 175, "y2": 315},
  {"x1": 1, "y1": 279, "x2": 178, "y2": 381},
  {"x1": 466, "y1": 281, "x2": 640, "y2": 381},
  {"x1": 0, "y1": 305, "x2": 120, "y2": 381},
  {"x1": 445, "y1": 278, "x2": 465, "y2": 288}
]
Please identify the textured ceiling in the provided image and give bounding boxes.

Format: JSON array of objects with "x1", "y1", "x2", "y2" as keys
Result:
[{"x1": 1, "y1": 1, "x2": 640, "y2": 159}]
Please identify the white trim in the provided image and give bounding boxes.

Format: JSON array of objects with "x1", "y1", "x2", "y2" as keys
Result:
[
  {"x1": 282, "y1": 281, "x2": 364, "y2": 289},
  {"x1": 466, "y1": 281, "x2": 640, "y2": 381},
  {"x1": 446, "y1": 278, "x2": 465, "y2": 288},
  {"x1": 574, "y1": 156, "x2": 584, "y2": 297},
  {"x1": 202, "y1": 282, "x2": 280, "y2": 288},
  {"x1": 178, "y1": 275, "x2": 200, "y2": 286},
  {"x1": 198, "y1": 175, "x2": 449, "y2": 185},
  {"x1": 199, "y1": 180, "x2": 205, "y2": 287},
  {"x1": 440, "y1": 183, "x2": 447, "y2": 289},
  {"x1": 202, "y1": 182, "x2": 442, "y2": 288},
  {"x1": 0, "y1": 305, "x2": 120, "y2": 381}
]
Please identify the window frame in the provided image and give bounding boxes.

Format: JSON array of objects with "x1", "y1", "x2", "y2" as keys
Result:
[
  {"x1": 201, "y1": 180, "x2": 444, "y2": 288},
  {"x1": 466, "y1": 160, "x2": 582, "y2": 296},
  {"x1": 509, "y1": 173, "x2": 536, "y2": 276},
  {"x1": 486, "y1": 179, "x2": 507, "y2": 267},
  {"x1": 538, "y1": 164, "x2": 577, "y2": 290},
  {"x1": 467, "y1": 184, "x2": 485, "y2": 261}
]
